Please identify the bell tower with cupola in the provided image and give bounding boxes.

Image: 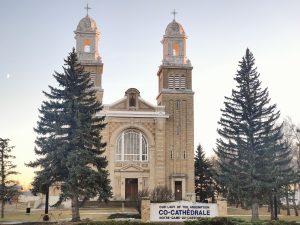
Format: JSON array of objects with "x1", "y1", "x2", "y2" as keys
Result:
[
  {"x1": 157, "y1": 13, "x2": 195, "y2": 201},
  {"x1": 74, "y1": 6, "x2": 104, "y2": 102}
]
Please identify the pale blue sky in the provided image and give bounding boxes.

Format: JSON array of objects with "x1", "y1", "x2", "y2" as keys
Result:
[{"x1": 1, "y1": 0, "x2": 300, "y2": 188}]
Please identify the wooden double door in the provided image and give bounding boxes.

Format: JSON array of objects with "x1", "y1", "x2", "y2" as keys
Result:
[{"x1": 125, "y1": 178, "x2": 138, "y2": 201}]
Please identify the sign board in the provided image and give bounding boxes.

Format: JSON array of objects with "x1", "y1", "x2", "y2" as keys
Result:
[{"x1": 150, "y1": 201, "x2": 218, "y2": 222}]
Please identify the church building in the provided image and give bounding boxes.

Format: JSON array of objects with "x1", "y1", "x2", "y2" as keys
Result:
[{"x1": 74, "y1": 11, "x2": 195, "y2": 202}]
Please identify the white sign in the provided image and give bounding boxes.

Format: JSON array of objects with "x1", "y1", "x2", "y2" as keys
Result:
[{"x1": 150, "y1": 201, "x2": 218, "y2": 222}]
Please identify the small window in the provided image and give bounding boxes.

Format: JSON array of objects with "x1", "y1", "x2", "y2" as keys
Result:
[
  {"x1": 180, "y1": 76, "x2": 186, "y2": 89},
  {"x1": 174, "y1": 75, "x2": 180, "y2": 89},
  {"x1": 183, "y1": 151, "x2": 186, "y2": 159},
  {"x1": 176, "y1": 126, "x2": 180, "y2": 135},
  {"x1": 173, "y1": 42, "x2": 179, "y2": 56},
  {"x1": 168, "y1": 75, "x2": 174, "y2": 89},
  {"x1": 90, "y1": 72, "x2": 96, "y2": 83},
  {"x1": 83, "y1": 39, "x2": 91, "y2": 52},
  {"x1": 176, "y1": 100, "x2": 180, "y2": 110},
  {"x1": 84, "y1": 45, "x2": 90, "y2": 52},
  {"x1": 170, "y1": 150, "x2": 173, "y2": 159}
]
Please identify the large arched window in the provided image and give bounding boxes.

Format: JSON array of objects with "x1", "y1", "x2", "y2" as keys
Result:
[{"x1": 116, "y1": 130, "x2": 148, "y2": 161}]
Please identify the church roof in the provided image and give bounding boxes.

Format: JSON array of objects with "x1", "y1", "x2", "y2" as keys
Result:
[
  {"x1": 76, "y1": 15, "x2": 98, "y2": 32},
  {"x1": 165, "y1": 19, "x2": 185, "y2": 36}
]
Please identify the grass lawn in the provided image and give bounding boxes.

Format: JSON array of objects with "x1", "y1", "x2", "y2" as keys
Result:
[
  {"x1": 0, "y1": 207, "x2": 138, "y2": 222},
  {"x1": 228, "y1": 206, "x2": 300, "y2": 222}
]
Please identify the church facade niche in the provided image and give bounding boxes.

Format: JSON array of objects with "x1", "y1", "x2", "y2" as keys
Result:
[{"x1": 125, "y1": 88, "x2": 140, "y2": 110}]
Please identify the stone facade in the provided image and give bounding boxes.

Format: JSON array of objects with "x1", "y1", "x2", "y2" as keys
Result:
[{"x1": 74, "y1": 16, "x2": 195, "y2": 201}]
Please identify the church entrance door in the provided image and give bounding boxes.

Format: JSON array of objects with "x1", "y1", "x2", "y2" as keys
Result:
[
  {"x1": 175, "y1": 181, "x2": 182, "y2": 201},
  {"x1": 125, "y1": 178, "x2": 138, "y2": 201}
]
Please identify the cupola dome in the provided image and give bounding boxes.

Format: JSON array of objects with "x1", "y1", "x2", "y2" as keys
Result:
[
  {"x1": 165, "y1": 20, "x2": 185, "y2": 36},
  {"x1": 76, "y1": 15, "x2": 98, "y2": 32}
]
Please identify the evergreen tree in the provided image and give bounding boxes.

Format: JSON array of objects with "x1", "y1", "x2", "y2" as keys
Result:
[
  {"x1": 215, "y1": 49, "x2": 293, "y2": 221},
  {"x1": 27, "y1": 49, "x2": 112, "y2": 222},
  {"x1": 194, "y1": 144, "x2": 216, "y2": 202},
  {"x1": 280, "y1": 118, "x2": 300, "y2": 217},
  {"x1": 0, "y1": 138, "x2": 19, "y2": 218}
]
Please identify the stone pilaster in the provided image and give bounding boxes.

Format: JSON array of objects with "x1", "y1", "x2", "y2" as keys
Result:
[
  {"x1": 141, "y1": 197, "x2": 150, "y2": 223},
  {"x1": 217, "y1": 199, "x2": 228, "y2": 216}
]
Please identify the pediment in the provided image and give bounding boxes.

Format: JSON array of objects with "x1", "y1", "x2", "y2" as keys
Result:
[
  {"x1": 138, "y1": 98, "x2": 156, "y2": 111},
  {"x1": 110, "y1": 97, "x2": 127, "y2": 110},
  {"x1": 108, "y1": 94, "x2": 156, "y2": 112},
  {"x1": 119, "y1": 163, "x2": 144, "y2": 172}
]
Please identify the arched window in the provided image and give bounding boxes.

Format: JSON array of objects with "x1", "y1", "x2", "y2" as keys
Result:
[
  {"x1": 173, "y1": 42, "x2": 179, "y2": 56},
  {"x1": 83, "y1": 39, "x2": 91, "y2": 52},
  {"x1": 116, "y1": 130, "x2": 148, "y2": 161}
]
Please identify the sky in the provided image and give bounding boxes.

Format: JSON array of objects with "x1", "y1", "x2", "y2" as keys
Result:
[{"x1": 0, "y1": 0, "x2": 300, "y2": 189}]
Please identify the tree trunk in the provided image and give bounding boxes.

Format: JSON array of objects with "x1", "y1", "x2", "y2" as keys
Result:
[
  {"x1": 285, "y1": 186, "x2": 290, "y2": 216},
  {"x1": 235, "y1": 202, "x2": 239, "y2": 208},
  {"x1": 71, "y1": 195, "x2": 80, "y2": 221},
  {"x1": 1, "y1": 150, "x2": 4, "y2": 218},
  {"x1": 1, "y1": 199, "x2": 5, "y2": 218},
  {"x1": 277, "y1": 200, "x2": 280, "y2": 215},
  {"x1": 292, "y1": 184, "x2": 298, "y2": 216},
  {"x1": 43, "y1": 189, "x2": 50, "y2": 221},
  {"x1": 251, "y1": 198, "x2": 259, "y2": 221},
  {"x1": 274, "y1": 193, "x2": 278, "y2": 220},
  {"x1": 269, "y1": 194, "x2": 274, "y2": 220},
  {"x1": 241, "y1": 201, "x2": 245, "y2": 209}
]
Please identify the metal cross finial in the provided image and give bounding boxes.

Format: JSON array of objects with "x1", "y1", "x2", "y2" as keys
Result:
[
  {"x1": 171, "y1": 9, "x2": 178, "y2": 20},
  {"x1": 85, "y1": 3, "x2": 91, "y2": 16}
]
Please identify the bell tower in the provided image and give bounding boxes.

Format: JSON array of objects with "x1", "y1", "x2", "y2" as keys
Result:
[
  {"x1": 157, "y1": 15, "x2": 195, "y2": 201},
  {"x1": 74, "y1": 6, "x2": 104, "y2": 102}
]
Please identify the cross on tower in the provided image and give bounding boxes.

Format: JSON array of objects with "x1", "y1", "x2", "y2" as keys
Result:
[
  {"x1": 171, "y1": 9, "x2": 178, "y2": 20},
  {"x1": 85, "y1": 3, "x2": 91, "y2": 16}
]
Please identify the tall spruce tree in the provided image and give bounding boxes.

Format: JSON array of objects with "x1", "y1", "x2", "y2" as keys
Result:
[
  {"x1": 27, "y1": 49, "x2": 112, "y2": 222},
  {"x1": 280, "y1": 118, "x2": 300, "y2": 217},
  {"x1": 215, "y1": 49, "x2": 293, "y2": 221},
  {"x1": 0, "y1": 138, "x2": 19, "y2": 218},
  {"x1": 194, "y1": 144, "x2": 215, "y2": 202}
]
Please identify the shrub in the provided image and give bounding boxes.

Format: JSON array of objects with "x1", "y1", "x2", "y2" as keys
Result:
[
  {"x1": 150, "y1": 186, "x2": 174, "y2": 203},
  {"x1": 135, "y1": 186, "x2": 174, "y2": 215},
  {"x1": 77, "y1": 221, "x2": 168, "y2": 225},
  {"x1": 135, "y1": 188, "x2": 150, "y2": 215},
  {"x1": 107, "y1": 213, "x2": 141, "y2": 219},
  {"x1": 184, "y1": 218, "x2": 297, "y2": 225}
]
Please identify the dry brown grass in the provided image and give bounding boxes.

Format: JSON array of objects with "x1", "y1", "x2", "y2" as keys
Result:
[
  {"x1": 0, "y1": 207, "x2": 137, "y2": 222},
  {"x1": 228, "y1": 206, "x2": 300, "y2": 221}
]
